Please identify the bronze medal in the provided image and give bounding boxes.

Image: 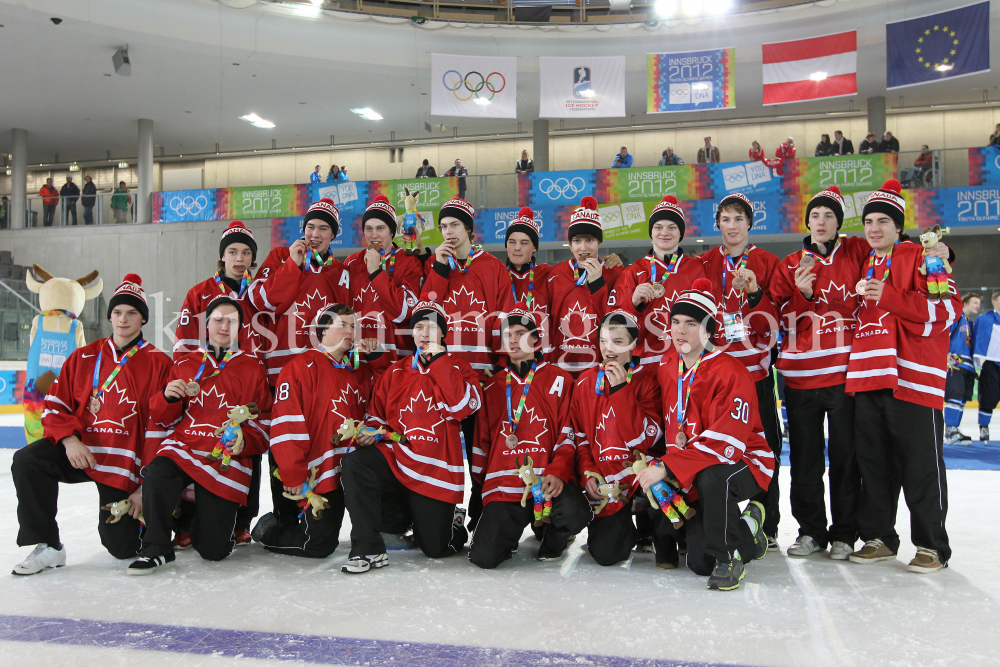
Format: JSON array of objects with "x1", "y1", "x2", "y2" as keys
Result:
[
  {"x1": 650, "y1": 283, "x2": 665, "y2": 298},
  {"x1": 505, "y1": 433, "x2": 519, "y2": 449},
  {"x1": 675, "y1": 431, "x2": 688, "y2": 448},
  {"x1": 856, "y1": 279, "x2": 868, "y2": 296},
  {"x1": 185, "y1": 381, "x2": 201, "y2": 397},
  {"x1": 88, "y1": 397, "x2": 101, "y2": 415},
  {"x1": 800, "y1": 255, "x2": 816, "y2": 270},
  {"x1": 732, "y1": 275, "x2": 747, "y2": 291}
]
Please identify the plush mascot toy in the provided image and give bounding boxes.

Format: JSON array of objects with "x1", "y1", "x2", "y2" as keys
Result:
[
  {"x1": 918, "y1": 225, "x2": 953, "y2": 298},
  {"x1": 398, "y1": 188, "x2": 425, "y2": 253},
  {"x1": 23, "y1": 265, "x2": 102, "y2": 443}
]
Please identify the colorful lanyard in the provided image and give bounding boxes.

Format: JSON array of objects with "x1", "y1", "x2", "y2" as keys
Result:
[
  {"x1": 801, "y1": 238, "x2": 839, "y2": 266},
  {"x1": 449, "y1": 245, "x2": 483, "y2": 274},
  {"x1": 595, "y1": 360, "x2": 634, "y2": 395},
  {"x1": 676, "y1": 350, "x2": 708, "y2": 428},
  {"x1": 325, "y1": 346, "x2": 360, "y2": 371},
  {"x1": 412, "y1": 346, "x2": 424, "y2": 370},
  {"x1": 91, "y1": 340, "x2": 145, "y2": 403},
  {"x1": 510, "y1": 262, "x2": 535, "y2": 308},
  {"x1": 302, "y1": 249, "x2": 334, "y2": 273},
  {"x1": 721, "y1": 244, "x2": 753, "y2": 307},
  {"x1": 650, "y1": 250, "x2": 681, "y2": 285},
  {"x1": 191, "y1": 348, "x2": 235, "y2": 384},
  {"x1": 379, "y1": 247, "x2": 397, "y2": 275},
  {"x1": 571, "y1": 259, "x2": 594, "y2": 287},
  {"x1": 41, "y1": 309, "x2": 77, "y2": 319},
  {"x1": 865, "y1": 240, "x2": 899, "y2": 282},
  {"x1": 506, "y1": 362, "x2": 538, "y2": 436},
  {"x1": 215, "y1": 269, "x2": 251, "y2": 298}
]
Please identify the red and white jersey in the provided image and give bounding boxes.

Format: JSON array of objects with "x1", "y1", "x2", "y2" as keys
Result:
[
  {"x1": 572, "y1": 361, "x2": 663, "y2": 517},
  {"x1": 173, "y1": 275, "x2": 262, "y2": 360},
  {"x1": 610, "y1": 250, "x2": 706, "y2": 367},
  {"x1": 472, "y1": 362, "x2": 575, "y2": 507},
  {"x1": 508, "y1": 261, "x2": 551, "y2": 315},
  {"x1": 42, "y1": 337, "x2": 172, "y2": 494},
  {"x1": 658, "y1": 347, "x2": 774, "y2": 494},
  {"x1": 344, "y1": 246, "x2": 423, "y2": 361},
  {"x1": 269, "y1": 349, "x2": 374, "y2": 495},
  {"x1": 545, "y1": 259, "x2": 623, "y2": 376},
  {"x1": 148, "y1": 350, "x2": 272, "y2": 505},
  {"x1": 367, "y1": 353, "x2": 482, "y2": 504},
  {"x1": 845, "y1": 242, "x2": 959, "y2": 410},
  {"x1": 421, "y1": 249, "x2": 515, "y2": 377},
  {"x1": 769, "y1": 237, "x2": 870, "y2": 389},
  {"x1": 700, "y1": 244, "x2": 780, "y2": 382},
  {"x1": 248, "y1": 247, "x2": 351, "y2": 386}
]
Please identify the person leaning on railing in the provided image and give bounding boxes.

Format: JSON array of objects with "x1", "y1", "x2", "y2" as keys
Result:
[{"x1": 111, "y1": 181, "x2": 131, "y2": 224}]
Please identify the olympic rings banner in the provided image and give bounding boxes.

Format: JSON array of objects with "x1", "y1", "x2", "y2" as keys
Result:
[
  {"x1": 969, "y1": 146, "x2": 1000, "y2": 186},
  {"x1": 431, "y1": 53, "x2": 517, "y2": 118},
  {"x1": 152, "y1": 188, "x2": 221, "y2": 223},
  {"x1": 647, "y1": 48, "x2": 736, "y2": 113},
  {"x1": 539, "y1": 56, "x2": 626, "y2": 118}
]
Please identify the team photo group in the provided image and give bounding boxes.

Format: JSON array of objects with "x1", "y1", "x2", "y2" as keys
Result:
[{"x1": 11, "y1": 175, "x2": 960, "y2": 592}]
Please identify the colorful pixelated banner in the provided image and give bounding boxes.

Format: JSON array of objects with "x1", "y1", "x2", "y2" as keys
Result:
[
  {"x1": 647, "y1": 48, "x2": 736, "y2": 113},
  {"x1": 781, "y1": 153, "x2": 897, "y2": 196},
  {"x1": 152, "y1": 188, "x2": 220, "y2": 223},
  {"x1": 0, "y1": 370, "x2": 25, "y2": 406},
  {"x1": 597, "y1": 166, "x2": 707, "y2": 204},
  {"x1": 226, "y1": 185, "x2": 310, "y2": 220},
  {"x1": 969, "y1": 146, "x2": 1000, "y2": 186},
  {"x1": 706, "y1": 161, "x2": 784, "y2": 198}
]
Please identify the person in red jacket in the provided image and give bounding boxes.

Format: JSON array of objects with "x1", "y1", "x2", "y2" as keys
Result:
[
  {"x1": 469, "y1": 307, "x2": 588, "y2": 568},
  {"x1": 12, "y1": 274, "x2": 172, "y2": 575},
  {"x1": 775, "y1": 137, "x2": 796, "y2": 160},
  {"x1": 699, "y1": 192, "x2": 782, "y2": 549},
  {"x1": 128, "y1": 296, "x2": 272, "y2": 574},
  {"x1": 573, "y1": 310, "x2": 663, "y2": 566},
  {"x1": 39, "y1": 178, "x2": 59, "y2": 227},
  {"x1": 344, "y1": 196, "x2": 423, "y2": 376},
  {"x1": 253, "y1": 304, "x2": 376, "y2": 558},
  {"x1": 844, "y1": 180, "x2": 958, "y2": 574},
  {"x1": 249, "y1": 198, "x2": 351, "y2": 386},
  {"x1": 749, "y1": 141, "x2": 765, "y2": 162},
  {"x1": 546, "y1": 196, "x2": 624, "y2": 377},
  {"x1": 340, "y1": 301, "x2": 482, "y2": 573},
  {"x1": 505, "y1": 207, "x2": 551, "y2": 357},
  {"x1": 648, "y1": 280, "x2": 772, "y2": 590},
  {"x1": 611, "y1": 195, "x2": 706, "y2": 366}
]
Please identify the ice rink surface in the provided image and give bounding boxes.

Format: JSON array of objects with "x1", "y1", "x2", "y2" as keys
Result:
[{"x1": 1, "y1": 428, "x2": 999, "y2": 666}]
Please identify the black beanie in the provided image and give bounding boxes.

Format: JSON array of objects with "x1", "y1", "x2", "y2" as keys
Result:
[
  {"x1": 670, "y1": 278, "x2": 719, "y2": 336},
  {"x1": 438, "y1": 198, "x2": 476, "y2": 235},
  {"x1": 409, "y1": 301, "x2": 449, "y2": 343},
  {"x1": 304, "y1": 198, "x2": 340, "y2": 237},
  {"x1": 805, "y1": 185, "x2": 846, "y2": 230},
  {"x1": 107, "y1": 273, "x2": 149, "y2": 324},
  {"x1": 315, "y1": 303, "x2": 350, "y2": 339},
  {"x1": 861, "y1": 179, "x2": 906, "y2": 231},
  {"x1": 599, "y1": 309, "x2": 639, "y2": 343},
  {"x1": 205, "y1": 295, "x2": 244, "y2": 334},
  {"x1": 505, "y1": 207, "x2": 540, "y2": 250},
  {"x1": 567, "y1": 196, "x2": 602, "y2": 243},
  {"x1": 362, "y1": 195, "x2": 398, "y2": 236},
  {"x1": 219, "y1": 220, "x2": 257, "y2": 263},
  {"x1": 714, "y1": 192, "x2": 754, "y2": 229},
  {"x1": 649, "y1": 195, "x2": 686, "y2": 240}
]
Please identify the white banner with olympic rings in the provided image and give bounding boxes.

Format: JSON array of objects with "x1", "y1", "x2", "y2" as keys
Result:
[
  {"x1": 539, "y1": 56, "x2": 626, "y2": 118},
  {"x1": 431, "y1": 53, "x2": 517, "y2": 118}
]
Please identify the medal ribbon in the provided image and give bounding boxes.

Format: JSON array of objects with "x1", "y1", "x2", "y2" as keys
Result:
[
  {"x1": 302, "y1": 249, "x2": 335, "y2": 273},
  {"x1": 676, "y1": 349, "x2": 708, "y2": 431},
  {"x1": 510, "y1": 262, "x2": 535, "y2": 308},
  {"x1": 325, "y1": 346, "x2": 360, "y2": 371},
  {"x1": 801, "y1": 238, "x2": 839, "y2": 267},
  {"x1": 571, "y1": 259, "x2": 589, "y2": 287},
  {"x1": 91, "y1": 340, "x2": 146, "y2": 404},
  {"x1": 865, "y1": 240, "x2": 899, "y2": 282},
  {"x1": 214, "y1": 269, "x2": 251, "y2": 298},
  {"x1": 650, "y1": 250, "x2": 681, "y2": 286},
  {"x1": 379, "y1": 247, "x2": 397, "y2": 275},
  {"x1": 190, "y1": 348, "x2": 235, "y2": 385},
  {"x1": 722, "y1": 244, "x2": 753, "y2": 310},
  {"x1": 448, "y1": 245, "x2": 483, "y2": 274},
  {"x1": 506, "y1": 362, "x2": 538, "y2": 437},
  {"x1": 595, "y1": 360, "x2": 635, "y2": 395}
]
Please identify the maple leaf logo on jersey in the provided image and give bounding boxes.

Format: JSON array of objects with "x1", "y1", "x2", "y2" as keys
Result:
[
  {"x1": 398, "y1": 390, "x2": 444, "y2": 438},
  {"x1": 353, "y1": 284, "x2": 380, "y2": 307},
  {"x1": 444, "y1": 285, "x2": 487, "y2": 327},
  {"x1": 858, "y1": 311, "x2": 890, "y2": 331},
  {"x1": 91, "y1": 380, "x2": 137, "y2": 429},
  {"x1": 816, "y1": 311, "x2": 855, "y2": 329},
  {"x1": 186, "y1": 384, "x2": 237, "y2": 430},
  {"x1": 648, "y1": 302, "x2": 676, "y2": 337},
  {"x1": 559, "y1": 302, "x2": 597, "y2": 342},
  {"x1": 292, "y1": 289, "x2": 331, "y2": 331},
  {"x1": 817, "y1": 282, "x2": 852, "y2": 306},
  {"x1": 330, "y1": 386, "x2": 363, "y2": 423},
  {"x1": 499, "y1": 405, "x2": 548, "y2": 449}
]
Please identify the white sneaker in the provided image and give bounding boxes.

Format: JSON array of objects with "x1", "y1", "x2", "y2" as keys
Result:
[
  {"x1": 342, "y1": 553, "x2": 388, "y2": 574},
  {"x1": 830, "y1": 541, "x2": 854, "y2": 560},
  {"x1": 786, "y1": 535, "x2": 822, "y2": 557},
  {"x1": 12, "y1": 543, "x2": 66, "y2": 576}
]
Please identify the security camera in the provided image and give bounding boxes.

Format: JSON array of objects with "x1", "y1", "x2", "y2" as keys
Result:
[{"x1": 50, "y1": 17, "x2": 63, "y2": 25}]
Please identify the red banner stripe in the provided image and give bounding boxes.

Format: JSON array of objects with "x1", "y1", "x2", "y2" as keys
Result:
[
  {"x1": 762, "y1": 31, "x2": 857, "y2": 65},
  {"x1": 762, "y1": 72, "x2": 858, "y2": 105}
]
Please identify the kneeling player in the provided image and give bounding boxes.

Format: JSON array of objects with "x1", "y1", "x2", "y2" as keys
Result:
[
  {"x1": 340, "y1": 302, "x2": 481, "y2": 573},
  {"x1": 646, "y1": 280, "x2": 773, "y2": 590},
  {"x1": 572, "y1": 310, "x2": 663, "y2": 566},
  {"x1": 128, "y1": 297, "x2": 272, "y2": 574},
  {"x1": 469, "y1": 307, "x2": 589, "y2": 568},
  {"x1": 253, "y1": 305, "x2": 375, "y2": 558}
]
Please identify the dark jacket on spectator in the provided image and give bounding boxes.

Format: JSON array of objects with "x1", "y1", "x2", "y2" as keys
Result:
[
  {"x1": 60, "y1": 181, "x2": 80, "y2": 204},
  {"x1": 814, "y1": 140, "x2": 835, "y2": 157},
  {"x1": 989, "y1": 133, "x2": 1000, "y2": 147},
  {"x1": 82, "y1": 181, "x2": 97, "y2": 208},
  {"x1": 515, "y1": 159, "x2": 534, "y2": 174},
  {"x1": 834, "y1": 138, "x2": 854, "y2": 155},
  {"x1": 859, "y1": 138, "x2": 878, "y2": 154},
  {"x1": 878, "y1": 136, "x2": 900, "y2": 153},
  {"x1": 416, "y1": 165, "x2": 437, "y2": 178}
]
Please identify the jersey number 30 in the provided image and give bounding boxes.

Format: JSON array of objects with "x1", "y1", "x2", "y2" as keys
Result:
[{"x1": 730, "y1": 397, "x2": 750, "y2": 424}]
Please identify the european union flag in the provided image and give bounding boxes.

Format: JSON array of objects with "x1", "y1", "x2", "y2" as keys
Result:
[{"x1": 886, "y1": 1, "x2": 990, "y2": 89}]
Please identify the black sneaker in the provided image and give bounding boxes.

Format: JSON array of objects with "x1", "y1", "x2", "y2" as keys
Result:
[
  {"x1": 251, "y1": 512, "x2": 279, "y2": 544},
  {"x1": 742, "y1": 500, "x2": 768, "y2": 560},
  {"x1": 127, "y1": 553, "x2": 175, "y2": 576},
  {"x1": 707, "y1": 558, "x2": 745, "y2": 591}
]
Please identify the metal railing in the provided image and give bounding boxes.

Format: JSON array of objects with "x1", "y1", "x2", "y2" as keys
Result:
[{"x1": 4, "y1": 194, "x2": 138, "y2": 229}]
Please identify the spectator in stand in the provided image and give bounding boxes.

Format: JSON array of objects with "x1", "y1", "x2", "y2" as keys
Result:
[
  {"x1": 0, "y1": 195, "x2": 8, "y2": 229},
  {"x1": 658, "y1": 147, "x2": 683, "y2": 165},
  {"x1": 859, "y1": 132, "x2": 879, "y2": 154},
  {"x1": 878, "y1": 131, "x2": 900, "y2": 154},
  {"x1": 775, "y1": 137, "x2": 796, "y2": 160},
  {"x1": 82, "y1": 175, "x2": 97, "y2": 225},
  {"x1": 914, "y1": 145, "x2": 933, "y2": 169},
  {"x1": 815, "y1": 134, "x2": 835, "y2": 157},
  {"x1": 612, "y1": 146, "x2": 633, "y2": 168},
  {"x1": 326, "y1": 165, "x2": 340, "y2": 183},
  {"x1": 39, "y1": 178, "x2": 58, "y2": 227},
  {"x1": 111, "y1": 181, "x2": 131, "y2": 224},
  {"x1": 416, "y1": 159, "x2": 437, "y2": 178},
  {"x1": 446, "y1": 159, "x2": 468, "y2": 199},
  {"x1": 60, "y1": 176, "x2": 80, "y2": 226},
  {"x1": 833, "y1": 130, "x2": 854, "y2": 155},
  {"x1": 339, "y1": 166, "x2": 350, "y2": 182},
  {"x1": 515, "y1": 150, "x2": 534, "y2": 174},
  {"x1": 310, "y1": 165, "x2": 322, "y2": 184},
  {"x1": 989, "y1": 123, "x2": 1000, "y2": 147},
  {"x1": 697, "y1": 136, "x2": 721, "y2": 164},
  {"x1": 749, "y1": 140, "x2": 764, "y2": 161}
]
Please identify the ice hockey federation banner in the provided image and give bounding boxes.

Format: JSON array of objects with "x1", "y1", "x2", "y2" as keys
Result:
[
  {"x1": 762, "y1": 31, "x2": 857, "y2": 105},
  {"x1": 886, "y1": 2, "x2": 990, "y2": 90},
  {"x1": 647, "y1": 49, "x2": 736, "y2": 113},
  {"x1": 431, "y1": 53, "x2": 517, "y2": 118},
  {"x1": 539, "y1": 56, "x2": 626, "y2": 118}
]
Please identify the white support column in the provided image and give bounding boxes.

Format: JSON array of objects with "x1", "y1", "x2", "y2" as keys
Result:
[
  {"x1": 137, "y1": 118, "x2": 154, "y2": 224},
  {"x1": 11, "y1": 128, "x2": 27, "y2": 228}
]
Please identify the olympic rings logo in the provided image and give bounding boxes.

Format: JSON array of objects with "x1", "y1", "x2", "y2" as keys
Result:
[
  {"x1": 442, "y1": 70, "x2": 506, "y2": 102},
  {"x1": 724, "y1": 172, "x2": 747, "y2": 184},
  {"x1": 169, "y1": 194, "x2": 209, "y2": 216},
  {"x1": 671, "y1": 89, "x2": 688, "y2": 98},
  {"x1": 537, "y1": 177, "x2": 587, "y2": 200}
]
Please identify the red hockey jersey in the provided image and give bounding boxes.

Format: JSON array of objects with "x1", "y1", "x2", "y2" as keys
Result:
[
  {"x1": 610, "y1": 250, "x2": 706, "y2": 367},
  {"x1": 845, "y1": 242, "x2": 959, "y2": 410},
  {"x1": 658, "y1": 348, "x2": 774, "y2": 494},
  {"x1": 148, "y1": 350, "x2": 272, "y2": 505},
  {"x1": 421, "y1": 249, "x2": 515, "y2": 376},
  {"x1": 248, "y1": 247, "x2": 351, "y2": 385},
  {"x1": 769, "y1": 237, "x2": 869, "y2": 389},
  {"x1": 173, "y1": 274, "x2": 262, "y2": 360},
  {"x1": 472, "y1": 362, "x2": 575, "y2": 507},
  {"x1": 42, "y1": 337, "x2": 172, "y2": 494},
  {"x1": 269, "y1": 349, "x2": 374, "y2": 494},
  {"x1": 699, "y1": 244, "x2": 780, "y2": 381},
  {"x1": 344, "y1": 246, "x2": 423, "y2": 361},
  {"x1": 572, "y1": 362, "x2": 663, "y2": 517},
  {"x1": 545, "y1": 259, "x2": 623, "y2": 376},
  {"x1": 508, "y1": 261, "x2": 552, "y2": 361},
  {"x1": 367, "y1": 353, "x2": 482, "y2": 504}
]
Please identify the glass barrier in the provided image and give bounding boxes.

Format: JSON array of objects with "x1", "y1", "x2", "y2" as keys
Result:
[{"x1": 8, "y1": 194, "x2": 138, "y2": 229}]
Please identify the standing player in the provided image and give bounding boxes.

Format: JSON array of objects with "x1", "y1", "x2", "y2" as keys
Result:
[
  {"x1": 340, "y1": 301, "x2": 481, "y2": 573},
  {"x1": 971, "y1": 291, "x2": 1000, "y2": 442},
  {"x1": 505, "y1": 206, "x2": 550, "y2": 314},
  {"x1": 944, "y1": 293, "x2": 981, "y2": 444},
  {"x1": 546, "y1": 196, "x2": 624, "y2": 376},
  {"x1": 12, "y1": 274, "x2": 172, "y2": 575},
  {"x1": 845, "y1": 179, "x2": 958, "y2": 573},
  {"x1": 469, "y1": 307, "x2": 589, "y2": 568},
  {"x1": 699, "y1": 193, "x2": 781, "y2": 549},
  {"x1": 572, "y1": 310, "x2": 663, "y2": 567},
  {"x1": 611, "y1": 195, "x2": 705, "y2": 366}
]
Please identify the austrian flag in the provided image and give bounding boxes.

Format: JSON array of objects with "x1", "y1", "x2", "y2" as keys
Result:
[{"x1": 762, "y1": 31, "x2": 857, "y2": 105}]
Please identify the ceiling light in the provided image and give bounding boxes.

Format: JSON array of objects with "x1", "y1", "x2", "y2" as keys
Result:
[
  {"x1": 578, "y1": 89, "x2": 597, "y2": 98},
  {"x1": 240, "y1": 113, "x2": 275, "y2": 129},
  {"x1": 351, "y1": 107, "x2": 383, "y2": 121},
  {"x1": 935, "y1": 63, "x2": 954, "y2": 72},
  {"x1": 810, "y1": 71, "x2": 828, "y2": 82},
  {"x1": 705, "y1": 0, "x2": 731, "y2": 13},
  {"x1": 69, "y1": 163, "x2": 80, "y2": 172},
  {"x1": 473, "y1": 98, "x2": 492, "y2": 106},
  {"x1": 118, "y1": 162, "x2": 129, "y2": 168},
  {"x1": 655, "y1": 0, "x2": 678, "y2": 17},
  {"x1": 680, "y1": 0, "x2": 702, "y2": 16}
]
